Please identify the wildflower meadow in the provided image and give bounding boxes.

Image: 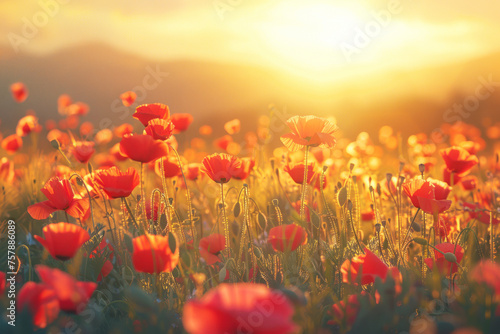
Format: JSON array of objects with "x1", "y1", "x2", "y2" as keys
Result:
[{"x1": 0, "y1": 85, "x2": 499, "y2": 334}]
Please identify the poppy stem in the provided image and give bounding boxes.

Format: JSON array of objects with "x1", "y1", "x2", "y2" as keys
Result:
[
  {"x1": 159, "y1": 158, "x2": 173, "y2": 233},
  {"x1": 422, "y1": 210, "x2": 427, "y2": 279},
  {"x1": 300, "y1": 147, "x2": 310, "y2": 220},
  {"x1": 220, "y1": 183, "x2": 230, "y2": 256},
  {"x1": 140, "y1": 162, "x2": 148, "y2": 231},
  {"x1": 123, "y1": 198, "x2": 139, "y2": 230},
  {"x1": 170, "y1": 146, "x2": 196, "y2": 244},
  {"x1": 490, "y1": 211, "x2": 494, "y2": 260},
  {"x1": 348, "y1": 203, "x2": 364, "y2": 254},
  {"x1": 401, "y1": 208, "x2": 421, "y2": 252}
]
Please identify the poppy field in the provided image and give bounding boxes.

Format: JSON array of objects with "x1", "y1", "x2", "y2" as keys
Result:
[{"x1": 1, "y1": 84, "x2": 500, "y2": 334}]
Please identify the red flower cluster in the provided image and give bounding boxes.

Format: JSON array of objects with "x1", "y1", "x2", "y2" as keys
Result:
[{"x1": 17, "y1": 265, "x2": 96, "y2": 328}]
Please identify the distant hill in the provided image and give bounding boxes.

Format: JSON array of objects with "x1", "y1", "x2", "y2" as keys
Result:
[{"x1": 1, "y1": 43, "x2": 499, "y2": 140}]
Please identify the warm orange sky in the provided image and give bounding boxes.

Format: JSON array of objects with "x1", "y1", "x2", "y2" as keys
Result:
[{"x1": 2, "y1": 0, "x2": 500, "y2": 82}]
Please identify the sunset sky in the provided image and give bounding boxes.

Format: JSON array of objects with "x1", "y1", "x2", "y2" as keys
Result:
[{"x1": 2, "y1": 0, "x2": 500, "y2": 83}]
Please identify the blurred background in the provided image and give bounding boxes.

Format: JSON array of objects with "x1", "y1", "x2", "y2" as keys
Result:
[{"x1": 1, "y1": 0, "x2": 499, "y2": 139}]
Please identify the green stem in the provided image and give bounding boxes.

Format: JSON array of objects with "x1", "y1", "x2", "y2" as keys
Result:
[{"x1": 220, "y1": 183, "x2": 230, "y2": 255}]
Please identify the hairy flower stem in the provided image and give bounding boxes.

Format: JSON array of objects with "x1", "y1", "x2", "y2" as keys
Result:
[
  {"x1": 220, "y1": 183, "x2": 230, "y2": 257},
  {"x1": 140, "y1": 162, "x2": 148, "y2": 231},
  {"x1": 348, "y1": 207, "x2": 364, "y2": 253},
  {"x1": 122, "y1": 198, "x2": 139, "y2": 230},
  {"x1": 300, "y1": 147, "x2": 310, "y2": 220},
  {"x1": 490, "y1": 212, "x2": 494, "y2": 260},
  {"x1": 422, "y1": 211, "x2": 427, "y2": 279},
  {"x1": 159, "y1": 158, "x2": 173, "y2": 232},
  {"x1": 171, "y1": 147, "x2": 196, "y2": 243}
]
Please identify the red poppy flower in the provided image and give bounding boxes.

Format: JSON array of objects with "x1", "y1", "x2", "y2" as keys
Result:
[
  {"x1": 232, "y1": 157, "x2": 255, "y2": 180},
  {"x1": 17, "y1": 282, "x2": 60, "y2": 328},
  {"x1": 2, "y1": 134, "x2": 23, "y2": 154},
  {"x1": 66, "y1": 102, "x2": 89, "y2": 116},
  {"x1": 427, "y1": 178, "x2": 451, "y2": 200},
  {"x1": 341, "y1": 248, "x2": 389, "y2": 285},
  {"x1": 133, "y1": 103, "x2": 170, "y2": 126},
  {"x1": 184, "y1": 163, "x2": 202, "y2": 181},
  {"x1": 214, "y1": 135, "x2": 233, "y2": 151},
  {"x1": 462, "y1": 202, "x2": 500, "y2": 225},
  {"x1": 329, "y1": 293, "x2": 366, "y2": 326},
  {"x1": 10, "y1": 82, "x2": 28, "y2": 102},
  {"x1": 0, "y1": 271, "x2": 5, "y2": 295},
  {"x1": 311, "y1": 147, "x2": 331, "y2": 164},
  {"x1": 144, "y1": 118, "x2": 175, "y2": 140},
  {"x1": 119, "y1": 134, "x2": 169, "y2": 163},
  {"x1": 79, "y1": 121, "x2": 94, "y2": 137},
  {"x1": 71, "y1": 141, "x2": 95, "y2": 163},
  {"x1": 120, "y1": 91, "x2": 137, "y2": 107},
  {"x1": 35, "y1": 265, "x2": 96, "y2": 313},
  {"x1": 171, "y1": 113, "x2": 193, "y2": 132},
  {"x1": 132, "y1": 234, "x2": 179, "y2": 274},
  {"x1": 284, "y1": 162, "x2": 316, "y2": 184},
  {"x1": 28, "y1": 177, "x2": 89, "y2": 220},
  {"x1": 34, "y1": 222, "x2": 89, "y2": 260},
  {"x1": 280, "y1": 115, "x2": 338, "y2": 152},
  {"x1": 58, "y1": 94, "x2": 72, "y2": 114},
  {"x1": 469, "y1": 260, "x2": 500, "y2": 296},
  {"x1": 403, "y1": 178, "x2": 434, "y2": 208},
  {"x1": 182, "y1": 283, "x2": 296, "y2": 334},
  {"x1": 440, "y1": 146, "x2": 478, "y2": 175},
  {"x1": 199, "y1": 234, "x2": 225, "y2": 265},
  {"x1": 460, "y1": 175, "x2": 478, "y2": 191},
  {"x1": 64, "y1": 115, "x2": 79, "y2": 129},
  {"x1": 201, "y1": 153, "x2": 241, "y2": 183},
  {"x1": 424, "y1": 242, "x2": 463, "y2": 275},
  {"x1": 224, "y1": 118, "x2": 241, "y2": 135},
  {"x1": 0, "y1": 157, "x2": 15, "y2": 184},
  {"x1": 403, "y1": 178, "x2": 451, "y2": 214},
  {"x1": 459, "y1": 140, "x2": 481, "y2": 155},
  {"x1": 155, "y1": 155, "x2": 183, "y2": 178},
  {"x1": 199, "y1": 125, "x2": 212, "y2": 136},
  {"x1": 114, "y1": 123, "x2": 134, "y2": 138},
  {"x1": 93, "y1": 166, "x2": 139, "y2": 199},
  {"x1": 361, "y1": 210, "x2": 375, "y2": 221},
  {"x1": 16, "y1": 115, "x2": 39, "y2": 137},
  {"x1": 268, "y1": 224, "x2": 307, "y2": 252}
]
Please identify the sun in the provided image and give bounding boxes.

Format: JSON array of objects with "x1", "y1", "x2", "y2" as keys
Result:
[{"x1": 255, "y1": 1, "x2": 364, "y2": 80}]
